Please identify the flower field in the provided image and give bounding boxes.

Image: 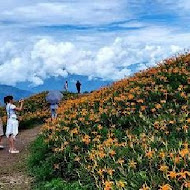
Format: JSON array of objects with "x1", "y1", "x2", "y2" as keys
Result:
[{"x1": 29, "y1": 53, "x2": 190, "y2": 189}]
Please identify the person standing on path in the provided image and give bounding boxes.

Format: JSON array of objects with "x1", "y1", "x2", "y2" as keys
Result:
[
  {"x1": 0, "y1": 115, "x2": 4, "y2": 149},
  {"x1": 76, "y1": 80, "x2": 81, "y2": 94},
  {"x1": 50, "y1": 103, "x2": 58, "y2": 119},
  {"x1": 46, "y1": 91, "x2": 63, "y2": 120},
  {"x1": 64, "y1": 81, "x2": 68, "y2": 92},
  {"x1": 4, "y1": 96, "x2": 24, "y2": 154}
]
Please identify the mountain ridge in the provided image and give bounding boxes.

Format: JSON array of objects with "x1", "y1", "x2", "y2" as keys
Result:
[{"x1": 0, "y1": 84, "x2": 32, "y2": 104}]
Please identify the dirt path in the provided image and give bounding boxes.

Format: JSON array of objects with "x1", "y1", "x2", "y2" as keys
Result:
[{"x1": 0, "y1": 126, "x2": 41, "y2": 190}]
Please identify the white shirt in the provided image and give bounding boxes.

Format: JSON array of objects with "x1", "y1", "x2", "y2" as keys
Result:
[{"x1": 6, "y1": 103, "x2": 17, "y2": 119}]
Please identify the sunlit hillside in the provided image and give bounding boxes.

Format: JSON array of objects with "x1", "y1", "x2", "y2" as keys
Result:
[{"x1": 29, "y1": 53, "x2": 190, "y2": 189}]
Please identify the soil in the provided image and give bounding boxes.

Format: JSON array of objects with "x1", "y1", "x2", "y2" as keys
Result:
[{"x1": 0, "y1": 126, "x2": 41, "y2": 190}]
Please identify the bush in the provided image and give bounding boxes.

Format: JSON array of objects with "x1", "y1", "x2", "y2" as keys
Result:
[
  {"x1": 28, "y1": 137, "x2": 88, "y2": 190},
  {"x1": 33, "y1": 179, "x2": 86, "y2": 190}
]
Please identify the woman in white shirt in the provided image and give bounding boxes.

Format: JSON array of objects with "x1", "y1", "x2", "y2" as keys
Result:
[
  {"x1": 0, "y1": 116, "x2": 4, "y2": 149},
  {"x1": 4, "y1": 96, "x2": 24, "y2": 154}
]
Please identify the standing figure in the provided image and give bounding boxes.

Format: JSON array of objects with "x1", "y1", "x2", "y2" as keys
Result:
[
  {"x1": 64, "y1": 81, "x2": 68, "y2": 92},
  {"x1": 46, "y1": 91, "x2": 63, "y2": 120},
  {"x1": 0, "y1": 114, "x2": 4, "y2": 149},
  {"x1": 50, "y1": 103, "x2": 58, "y2": 119},
  {"x1": 4, "y1": 96, "x2": 24, "y2": 153},
  {"x1": 76, "y1": 80, "x2": 81, "y2": 94}
]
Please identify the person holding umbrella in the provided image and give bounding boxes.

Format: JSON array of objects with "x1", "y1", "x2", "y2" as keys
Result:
[
  {"x1": 46, "y1": 91, "x2": 63, "y2": 119},
  {"x1": 0, "y1": 115, "x2": 4, "y2": 149},
  {"x1": 50, "y1": 103, "x2": 58, "y2": 119}
]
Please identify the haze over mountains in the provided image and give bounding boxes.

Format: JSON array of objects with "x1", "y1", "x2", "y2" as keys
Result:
[
  {"x1": 15, "y1": 75, "x2": 112, "y2": 94},
  {"x1": 0, "y1": 85, "x2": 32, "y2": 104}
]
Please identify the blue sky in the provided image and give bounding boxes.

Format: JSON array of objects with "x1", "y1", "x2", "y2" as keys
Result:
[{"x1": 0, "y1": 0, "x2": 190, "y2": 92}]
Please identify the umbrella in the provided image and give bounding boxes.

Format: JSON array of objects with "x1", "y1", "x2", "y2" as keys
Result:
[{"x1": 46, "y1": 90, "x2": 63, "y2": 104}]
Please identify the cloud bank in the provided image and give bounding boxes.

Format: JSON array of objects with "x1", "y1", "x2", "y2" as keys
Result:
[
  {"x1": 0, "y1": 26, "x2": 188, "y2": 86},
  {"x1": 0, "y1": 0, "x2": 190, "y2": 87},
  {"x1": 0, "y1": 0, "x2": 129, "y2": 26}
]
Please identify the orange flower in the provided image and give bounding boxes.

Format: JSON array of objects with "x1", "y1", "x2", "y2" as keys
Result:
[
  {"x1": 174, "y1": 156, "x2": 180, "y2": 164},
  {"x1": 179, "y1": 148, "x2": 189, "y2": 157},
  {"x1": 159, "y1": 152, "x2": 166, "y2": 159},
  {"x1": 184, "y1": 181, "x2": 190, "y2": 188},
  {"x1": 74, "y1": 156, "x2": 80, "y2": 162},
  {"x1": 98, "y1": 151, "x2": 106, "y2": 159},
  {"x1": 140, "y1": 184, "x2": 150, "y2": 190},
  {"x1": 177, "y1": 171, "x2": 187, "y2": 180},
  {"x1": 159, "y1": 165, "x2": 169, "y2": 172},
  {"x1": 107, "y1": 169, "x2": 115, "y2": 176},
  {"x1": 104, "y1": 181, "x2": 113, "y2": 190},
  {"x1": 82, "y1": 135, "x2": 91, "y2": 145},
  {"x1": 183, "y1": 142, "x2": 189, "y2": 148},
  {"x1": 182, "y1": 125, "x2": 188, "y2": 132},
  {"x1": 151, "y1": 108, "x2": 156, "y2": 113},
  {"x1": 70, "y1": 128, "x2": 79, "y2": 135},
  {"x1": 117, "y1": 158, "x2": 125, "y2": 166},
  {"x1": 97, "y1": 124, "x2": 103, "y2": 130},
  {"x1": 128, "y1": 160, "x2": 137, "y2": 169},
  {"x1": 168, "y1": 152, "x2": 174, "y2": 158},
  {"x1": 155, "y1": 103, "x2": 162, "y2": 109},
  {"x1": 167, "y1": 171, "x2": 177, "y2": 179},
  {"x1": 140, "y1": 105, "x2": 147, "y2": 111},
  {"x1": 181, "y1": 92, "x2": 186, "y2": 98},
  {"x1": 160, "y1": 100, "x2": 166, "y2": 104},
  {"x1": 159, "y1": 184, "x2": 172, "y2": 190},
  {"x1": 169, "y1": 120, "x2": 174, "y2": 124},
  {"x1": 145, "y1": 150, "x2": 155, "y2": 159},
  {"x1": 137, "y1": 99, "x2": 144, "y2": 103},
  {"x1": 116, "y1": 180, "x2": 126, "y2": 188},
  {"x1": 184, "y1": 171, "x2": 190, "y2": 177},
  {"x1": 109, "y1": 150, "x2": 116, "y2": 157},
  {"x1": 97, "y1": 169, "x2": 104, "y2": 176},
  {"x1": 128, "y1": 94, "x2": 134, "y2": 100}
]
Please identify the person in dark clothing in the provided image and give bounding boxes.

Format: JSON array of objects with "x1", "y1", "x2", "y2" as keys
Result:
[
  {"x1": 76, "y1": 80, "x2": 81, "y2": 94},
  {"x1": 64, "y1": 81, "x2": 68, "y2": 92}
]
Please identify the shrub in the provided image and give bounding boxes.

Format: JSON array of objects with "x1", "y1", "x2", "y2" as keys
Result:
[{"x1": 33, "y1": 179, "x2": 87, "y2": 190}]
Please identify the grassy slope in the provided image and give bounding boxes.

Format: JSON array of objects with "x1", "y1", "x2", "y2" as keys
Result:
[{"x1": 29, "y1": 54, "x2": 190, "y2": 189}]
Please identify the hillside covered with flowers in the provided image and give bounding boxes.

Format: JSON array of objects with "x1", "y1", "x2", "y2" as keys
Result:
[{"x1": 29, "y1": 53, "x2": 190, "y2": 189}]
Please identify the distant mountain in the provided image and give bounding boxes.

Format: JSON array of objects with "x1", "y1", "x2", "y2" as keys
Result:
[{"x1": 0, "y1": 85, "x2": 33, "y2": 104}]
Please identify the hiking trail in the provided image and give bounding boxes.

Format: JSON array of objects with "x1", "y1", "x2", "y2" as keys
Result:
[{"x1": 0, "y1": 126, "x2": 41, "y2": 190}]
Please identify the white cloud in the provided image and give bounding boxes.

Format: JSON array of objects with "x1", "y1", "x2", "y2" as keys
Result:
[
  {"x1": 0, "y1": 0, "x2": 190, "y2": 29},
  {"x1": 0, "y1": 26, "x2": 189, "y2": 86},
  {"x1": 0, "y1": 1, "x2": 189, "y2": 87},
  {"x1": 167, "y1": 0, "x2": 190, "y2": 10},
  {"x1": 155, "y1": 0, "x2": 190, "y2": 15},
  {"x1": 0, "y1": 0, "x2": 130, "y2": 26}
]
